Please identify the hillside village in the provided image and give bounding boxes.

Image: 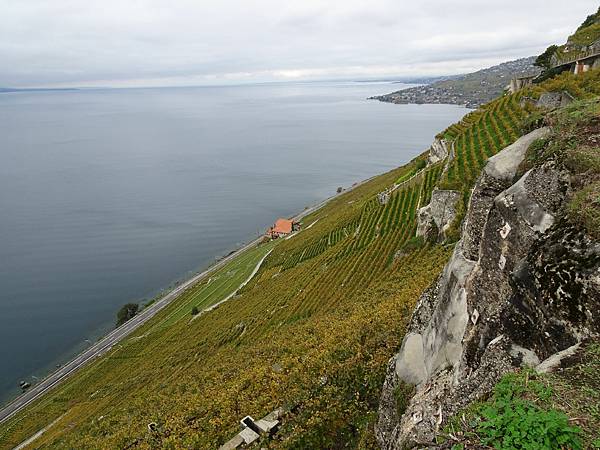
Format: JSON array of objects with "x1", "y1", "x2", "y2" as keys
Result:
[{"x1": 371, "y1": 57, "x2": 539, "y2": 108}]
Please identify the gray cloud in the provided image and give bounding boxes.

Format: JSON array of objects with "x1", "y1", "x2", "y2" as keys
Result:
[{"x1": 1, "y1": 0, "x2": 597, "y2": 87}]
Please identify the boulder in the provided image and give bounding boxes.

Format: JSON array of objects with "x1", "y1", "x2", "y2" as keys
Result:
[
  {"x1": 462, "y1": 127, "x2": 550, "y2": 260},
  {"x1": 416, "y1": 190, "x2": 461, "y2": 242},
  {"x1": 428, "y1": 138, "x2": 449, "y2": 165},
  {"x1": 536, "y1": 91, "x2": 574, "y2": 109}
]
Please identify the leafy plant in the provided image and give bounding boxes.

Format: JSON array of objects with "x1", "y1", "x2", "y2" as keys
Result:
[{"x1": 474, "y1": 372, "x2": 582, "y2": 449}]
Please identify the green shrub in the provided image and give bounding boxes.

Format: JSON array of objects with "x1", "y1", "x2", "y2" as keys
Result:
[
  {"x1": 115, "y1": 303, "x2": 139, "y2": 327},
  {"x1": 535, "y1": 45, "x2": 558, "y2": 69},
  {"x1": 474, "y1": 372, "x2": 582, "y2": 450}
]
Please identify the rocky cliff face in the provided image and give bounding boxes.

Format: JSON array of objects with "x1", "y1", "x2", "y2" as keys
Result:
[{"x1": 376, "y1": 127, "x2": 600, "y2": 448}]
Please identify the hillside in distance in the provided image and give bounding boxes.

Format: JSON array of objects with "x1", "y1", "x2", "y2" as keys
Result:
[{"x1": 372, "y1": 57, "x2": 538, "y2": 108}]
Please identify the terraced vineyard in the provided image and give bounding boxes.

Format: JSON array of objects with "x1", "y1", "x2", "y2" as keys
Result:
[
  {"x1": 272, "y1": 161, "x2": 443, "y2": 279},
  {"x1": 0, "y1": 89, "x2": 541, "y2": 449},
  {"x1": 443, "y1": 93, "x2": 532, "y2": 187}
]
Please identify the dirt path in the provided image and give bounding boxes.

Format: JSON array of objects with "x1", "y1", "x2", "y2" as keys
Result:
[
  {"x1": 192, "y1": 249, "x2": 273, "y2": 320},
  {"x1": 12, "y1": 413, "x2": 66, "y2": 450}
]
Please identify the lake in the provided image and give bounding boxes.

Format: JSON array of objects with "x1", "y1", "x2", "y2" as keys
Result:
[{"x1": 0, "y1": 81, "x2": 468, "y2": 403}]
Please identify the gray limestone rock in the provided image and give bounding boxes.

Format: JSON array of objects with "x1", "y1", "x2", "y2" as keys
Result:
[
  {"x1": 462, "y1": 128, "x2": 550, "y2": 260},
  {"x1": 428, "y1": 138, "x2": 449, "y2": 165},
  {"x1": 416, "y1": 190, "x2": 461, "y2": 242},
  {"x1": 485, "y1": 127, "x2": 550, "y2": 181},
  {"x1": 376, "y1": 128, "x2": 600, "y2": 449},
  {"x1": 536, "y1": 91, "x2": 574, "y2": 109}
]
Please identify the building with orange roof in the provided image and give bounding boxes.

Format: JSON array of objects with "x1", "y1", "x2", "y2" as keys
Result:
[{"x1": 267, "y1": 218, "x2": 298, "y2": 239}]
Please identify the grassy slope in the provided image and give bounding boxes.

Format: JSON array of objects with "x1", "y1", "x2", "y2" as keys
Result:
[
  {"x1": 0, "y1": 80, "x2": 564, "y2": 449},
  {"x1": 541, "y1": 343, "x2": 600, "y2": 448},
  {"x1": 155, "y1": 241, "x2": 277, "y2": 328},
  {"x1": 567, "y1": 7, "x2": 600, "y2": 47}
]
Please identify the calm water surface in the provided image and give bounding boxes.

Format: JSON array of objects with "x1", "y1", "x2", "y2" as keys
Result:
[{"x1": 0, "y1": 81, "x2": 468, "y2": 403}]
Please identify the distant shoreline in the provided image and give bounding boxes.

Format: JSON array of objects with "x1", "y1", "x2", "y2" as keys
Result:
[
  {"x1": 0, "y1": 88, "x2": 78, "y2": 94},
  {"x1": 370, "y1": 56, "x2": 538, "y2": 109}
]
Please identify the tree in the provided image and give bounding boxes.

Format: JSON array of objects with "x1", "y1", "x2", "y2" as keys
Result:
[
  {"x1": 191, "y1": 306, "x2": 199, "y2": 316},
  {"x1": 116, "y1": 303, "x2": 139, "y2": 327},
  {"x1": 535, "y1": 45, "x2": 558, "y2": 69}
]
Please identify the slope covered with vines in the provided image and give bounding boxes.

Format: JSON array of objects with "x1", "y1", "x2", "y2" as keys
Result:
[{"x1": 443, "y1": 92, "x2": 533, "y2": 188}]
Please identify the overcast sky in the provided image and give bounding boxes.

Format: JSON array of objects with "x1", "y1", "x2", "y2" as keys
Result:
[{"x1": 1, "y1": 0, "x2": 598, "y2": 88}]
